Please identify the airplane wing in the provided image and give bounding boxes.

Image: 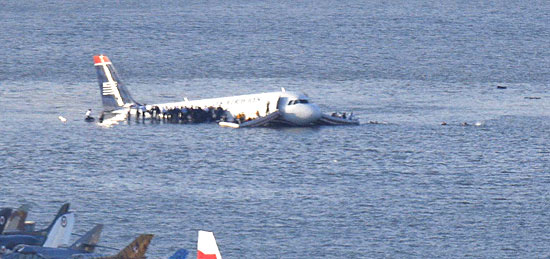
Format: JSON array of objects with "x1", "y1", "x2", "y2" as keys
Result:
[
  {"x1": 98, "y1": 109, "x2": 129, "y2": 128},
  {"x1": 219, "y1": 111, "x2": 281, "y2": 128},
  {"x1": 316, "y1": 113, "x2": 360, "y2": 126}
]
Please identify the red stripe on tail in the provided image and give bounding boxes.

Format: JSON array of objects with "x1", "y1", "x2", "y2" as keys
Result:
[
  {"x1": 93, "y1": 55, "x2": 110, "y2": 64},
  {"x1": 198, "y1": 250, "x2": 217, "y2": 259},
  {"x1": 93, "y1": 55, "x2": 102, "y2": 64}
]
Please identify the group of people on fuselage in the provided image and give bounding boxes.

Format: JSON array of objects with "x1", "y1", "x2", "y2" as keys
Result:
[{"x1": 131, "y1": 105, "x2": 229, "y2": 124}]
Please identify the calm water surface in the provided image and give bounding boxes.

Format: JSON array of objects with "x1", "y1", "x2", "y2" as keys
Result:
[{"x1": 1, "y1": 1, "x2": 549, "y2": 258}]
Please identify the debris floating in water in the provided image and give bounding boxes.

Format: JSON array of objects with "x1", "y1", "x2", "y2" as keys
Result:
[
  {"x1": 496, "y1": 85, "x2": 507, "y2": 89},
  {"x1": 442, "y1": 121, "x2": 483, "y2": 127},
  {"x1": 524, "y1": 96, "x2": 541, "y2": 100},
  {"x1": 58, "y1": 116, "x2": 67, "y2": 123},
  {"x1": 367, "y1": 121, "x2": 388, "y2": 125}
]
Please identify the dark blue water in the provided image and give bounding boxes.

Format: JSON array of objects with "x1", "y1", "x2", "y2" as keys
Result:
[{"x1": 1, "y1": 1, "x2": 549, "y2": 258}]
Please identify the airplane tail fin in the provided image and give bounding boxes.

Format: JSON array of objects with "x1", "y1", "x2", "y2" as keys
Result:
[
  {"x1": 0, "y1": 208, "x2": 13, "y2": 233},
  {"x1": 40, "y1": 203, "x2": 70, "y2": 234},
  {"x1": 93, "y1": 55, "x2": 138, "y2": 111},
  {"x1": 111, "y1": 234, "x2": 154, "y2": 258},
  {"x1": 197, "y1": 231, "x2": 222, "y2": 259},
  {"x1": 69, "y1": 224, "x2": 103, "y2": 253},
  {"x1": 42, "y1": 211, "x2": 75, "y2": 247},
  {"x1": 3, "y1": 205, "x2": 29, "y2": 233},
  {"x1": 168, "y1": 248, "x2": 189, "y2": 259}
]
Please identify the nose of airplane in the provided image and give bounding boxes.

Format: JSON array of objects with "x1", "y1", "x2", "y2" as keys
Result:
[
  {"x1": 281, "y1": 103, "x2": 323, "y2": 125},
  {"x1": 309, "y1": 104, "x2": 322, "y2": 121},
  {"x1": 297, "y1": 104, "x2": 322, "y2": 125}
]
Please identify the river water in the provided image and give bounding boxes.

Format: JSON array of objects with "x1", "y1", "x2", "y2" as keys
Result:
[{"x1": 1, "y1": 0, "x2": 549, "y2": 258}]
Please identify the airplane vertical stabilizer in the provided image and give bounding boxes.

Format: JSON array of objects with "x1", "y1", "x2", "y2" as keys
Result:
[
  {"x1": 94, "y1": 55, "x2": 137, "y2": 111},
  {"x1": 42, "y1": 212, "x2": 75, "y2": 248},
  {"x1": 0, "y1": 208, "x2": 13, "y2": 234},
  {"x1": 69, "y1": 224, "x2": 103, "y2": 252},
  {"x1": 169, "y1": 248, "x2": 189, "y2": 259},
  {"x1": 103, "y1": 234, "x2": 153, "y2": 259},
  {"x1": 3, "y1": 205, "x2": 29, "y2": 233},
  {"x1": 40, "y1": 203, "x2": 70, "y2": 234},
  {"x1": 197, "y1": 231, "x2": 222, "y2": 259}
]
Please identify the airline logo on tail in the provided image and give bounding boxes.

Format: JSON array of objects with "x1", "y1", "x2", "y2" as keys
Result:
[
  {"x1": 197, "y1": 231, "x2": 222, "y2": 259},
  {"x1": 102, "y1": 82, "x2": 118, "y2": 96},
  {"x1": 101, "y1": 82, "x2": 124, "y2": 106}
]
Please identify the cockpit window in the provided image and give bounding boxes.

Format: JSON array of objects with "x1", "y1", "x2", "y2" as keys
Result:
[{"x1": 288, "y1": 99, "x2": 309, "y2": 105}]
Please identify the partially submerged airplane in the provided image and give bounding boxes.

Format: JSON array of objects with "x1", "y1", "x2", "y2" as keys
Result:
[
  {"x1": 0, "y1": 203, "x2": 74, "y2": 250},
  {"x1": 93, "y1": 55, "x2": 359, "y2": 128}
]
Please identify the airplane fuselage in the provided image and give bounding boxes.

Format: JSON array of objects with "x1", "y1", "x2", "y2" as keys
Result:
[
  {"x1": 146, "y1": 90, "x2": 322, "y2": 126},
  {"x1": 0, "y1": 235, "x2": 43, "y2": 250}
]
